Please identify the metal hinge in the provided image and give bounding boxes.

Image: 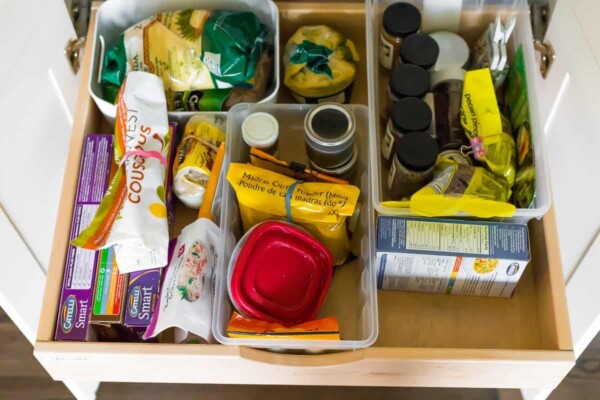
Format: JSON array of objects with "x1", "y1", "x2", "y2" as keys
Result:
[
  {"x1": 65, "y1": 36, "x2": 87, "y2": 74},
  {"x1": 530, "y1": 0, "x2": 555, "y2": 79}
]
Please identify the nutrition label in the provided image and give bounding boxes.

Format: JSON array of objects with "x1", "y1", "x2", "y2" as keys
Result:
[
  {"x1": 66, "y1": 204, "x2": 99, "y2": 290},
  {"x1": 405, "y1": 220, "x2": 490, "y2": 255},
  {"x1": 379, "y1": 254, "x2": 453, "y2": 293}
]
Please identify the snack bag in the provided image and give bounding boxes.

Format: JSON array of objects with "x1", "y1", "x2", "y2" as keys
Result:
[
  {"x1": 461, "y1": 69, "x2": 516, "y2": 186},
  {"x1": 284, "y1": 26, "x2": 359, "y2": 103},
  {"x1": 226, "y1": 163, "x2": 360, "y2": 265},
  {"x1": 73, "y1": 72, "x2": 172, "y2": 273},
  {"x1": 101, "y1": 10, "x2": 270, "y2": 110},
  {"x1": 410, "y1": 160, "x2": 515, "y2": 218},
  {"x1": 227, "y1": 312, "x2": 340, "y2": 340},
  {"x1": 173, "y1": 115, "x2": 226, "y2": 209},
  {"x1": 144, "y1": 218, "x2": 219, "y2": 343}
]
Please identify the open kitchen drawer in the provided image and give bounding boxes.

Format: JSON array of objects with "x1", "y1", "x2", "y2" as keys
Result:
[{"x1": 34, "y1": 2, "x2": 574, "y2": 389}]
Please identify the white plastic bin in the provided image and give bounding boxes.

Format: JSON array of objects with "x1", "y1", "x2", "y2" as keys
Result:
[
  {"x1": 89, "y1": 0, "x2": 280, "y2": 125},
  {"x1": 367, "y1": 0, "x2": 551, "y2": 222},
  {"x1": 212, "y1": 103, "x2": 378, "y2": 350}
]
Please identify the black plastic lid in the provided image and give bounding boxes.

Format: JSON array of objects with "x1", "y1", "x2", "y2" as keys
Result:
[
  {"x1": 400, "y1": 33, "x2": 440, "y2": 70},
  {"x1": 389, "y1": 64, "x2": 430, "y2": 99},
  {"x1": 390, "y1": 98, "x2": 432, "y2": 133},
  {"x1": 396, "y1": 132, "x2": 439, "y2": 172},
  {"x1": 311, "y1": 107, "x2": 350, "y2": 139},
  {"x1": 382, "y1": 2, "x2": 421, "y2": 38}
]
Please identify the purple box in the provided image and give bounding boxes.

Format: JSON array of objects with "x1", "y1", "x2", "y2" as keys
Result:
[
  {"x1": 124, "y1": 268, "x2": 162, "y2": 328},
  {"x1": 55, "y1": 135, "x2": 114, "y2": 341}
]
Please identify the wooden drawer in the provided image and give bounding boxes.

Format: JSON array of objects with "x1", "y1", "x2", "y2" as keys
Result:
[{"x1": 34, "y1": 2, "x2": 574, "y2": 389}]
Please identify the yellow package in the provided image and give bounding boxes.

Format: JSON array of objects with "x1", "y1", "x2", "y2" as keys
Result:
[
  {"x1": 461, "y1": 69, "x2": 516, "y2": 186},
  {"x1": 227, "y1": 312, "x2": 340, "y2": 340},
  {"x1": 173, "y1": 115, "x2": 226, "y2": 209},
  {"x1": 227, "y1": 163, "x2": 360, "y2": 265},
  {"x1": 410, "y1": 160, "x2": 515, "y2": 218}
]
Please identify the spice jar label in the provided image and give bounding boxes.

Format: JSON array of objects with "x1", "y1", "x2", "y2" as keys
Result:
[
  {"x1": 379, "y1": 33, "x2": 395, "y2": 70},
  {"x1": 381, "y1": 131, "x2": 395, "y2": 160},
  {"x1": 387, "y1": 161, "x2": 397, "y2": 190}
]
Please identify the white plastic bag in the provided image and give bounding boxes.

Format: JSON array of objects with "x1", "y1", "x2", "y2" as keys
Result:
[{"x1": 143, "y1": 218, "x2": 219, "y2": 343}]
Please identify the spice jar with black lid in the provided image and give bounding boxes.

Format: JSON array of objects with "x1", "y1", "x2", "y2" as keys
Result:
[
  {"x1": 379, "y1": 2, "x2": 421, "y2": 70},
  {"x1": 381, "y1": 97, "x2": 432, "y2": 167},
  {"x1": 387, "y1": 132, "x2": 439, "y2": 200},
  {"x1": 399, "y1": 33, "x2": 440, "y2": 71},
  {"x1": 382, "y1": 63, "x2": 430, "y2": 121}
]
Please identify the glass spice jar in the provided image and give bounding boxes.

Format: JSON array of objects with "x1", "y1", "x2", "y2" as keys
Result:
[
  {"x1": 399, "y1": 33, "x2": 440, "y2": 71},
  {"x1": 381, "y1": 98, "x2": 432, "y2": 168},
  {"x1": 382, "y1": 64, "x2": 430, "y2": 122},
  {"x1": 387, "y1": 132, "x2": 439, "y2": 200},
  {"x1": 242, "y1": 112, "x2": 280, "y2": 157},
  {"x1": 379, "y1": 2, "x2": 421, "y2": 70},
  {"x1": 430, "y1": 68, "x2": 468, "y2": 151}
]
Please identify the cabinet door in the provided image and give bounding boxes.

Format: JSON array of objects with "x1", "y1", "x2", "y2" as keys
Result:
[{"x1": 523, "y1": 0, "x2": 600, "y2": 398}]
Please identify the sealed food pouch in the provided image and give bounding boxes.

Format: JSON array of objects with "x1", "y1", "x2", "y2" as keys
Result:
[
  {"x1": 227, "y1": 312, "x2": 340, "y2": 340},
  {"x1": 73, "y1": 72, "x2": 172, "y2": 273},
  {"x1": 101, "y1": 10, "x2": 270, "y2": 110},
  {"x1": 226, "y1": 163, "x2": 360, "y2": 265},
  {"x1": 144, "y1": 218, "x2": 219, "y2": 343},
  {"x1": 173, "y1": 115, "x2": 226, "y2": 209},
  {"x1": 284, "y1": 26, "x2": 359, "y2": 103},
  {"x1": 461, "y1": 69, "x2": 516, "y2": 186},
  {"x1": 410, "y1": 161, "x2": 515, "y2": 218}
]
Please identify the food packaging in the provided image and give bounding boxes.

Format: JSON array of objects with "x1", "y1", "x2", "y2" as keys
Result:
[
  {"x1": 56, "y1": 135, "x2": 114, "y2": 341},
  {"x1": 228, "y1": 221, "x2": 333, "y2": 325},
  {"x1": 227, "y1": 312, "x2": 340, "y2": 340},
  {"x1": 124, "y1": 267, "x2": 163, "y2": 329},
  {"x1": 284, "y1": 25, "x2": 359, "y2": 104},
  {"x1": 100, "y1": 9, "x2": 271, "y2": 111},
  {"x1": 73, "y1": 72, "x2": 174, "y2": 273},
  {"x1": 460, "y1": 68, "x2": 516, "y2": 186},
  {"x1": 173, "y1": 114, "x2": 226, "y2": 209},
  {"x1": 144, "y1": 218, "x2": 219, "y2": 343},
  {"x1": 198, "y1": 143, "x2": 226, "y2": 223},
  {"x1": 90, "y1": 247, "x2": 128, "y2": 326},
  {"x1": 376, "y1": 216, "x2": 530, "y2": 298},
  {"x1": 226, "y1": 163, "x2": 360, "y2": 265}
]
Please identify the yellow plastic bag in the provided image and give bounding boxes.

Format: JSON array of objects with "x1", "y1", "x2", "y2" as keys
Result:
[
  {"x1": 227, "y1": 163, "x2": 360, "y2": 265},
  {"x1": 410, "y1": 159, "x2": 515, "y2": 218},
  {"x1": 461, "y1": 69, "x2": 516, "y2": 186}
]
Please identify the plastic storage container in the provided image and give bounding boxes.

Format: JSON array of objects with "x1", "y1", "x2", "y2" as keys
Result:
[
  {"x1": 89, "y1": 0, "x2": 280, "y2": 125},
  {"x1": 213, "y1": 103, "x2": 378, "y2": 350},
  {"x1": 367, "y1": 0, "x2": 551, "y2": 222}
]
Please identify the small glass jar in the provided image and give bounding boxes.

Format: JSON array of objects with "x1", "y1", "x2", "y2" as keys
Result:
[
  {"x1": 242, "y1": 112, "x2": 280, "y2": 156},
  {"x1": 382, "y1": 64, "x2": 429, "y2": 122},
  {"x1": 309, "y1": 145, "x2": 358, "y2": 182},
  {"x1": 304, "y1": 103, "x2": 356, "y2": 169},
  {"x1": 381, "y1": 98, "x2": 432, "y2": 167},
  {"x1": 379, "y1": 2, "x2": 421, "y2": 70},
  {"x1": 399, "y1": 33, "x2": 440, "y2": 71},
  {"x1": 430, "y1": 68, "x2": 468, "y2": 151},
  {"x1": 387, "y1": 132, "x2": 439, "y2": 200}
]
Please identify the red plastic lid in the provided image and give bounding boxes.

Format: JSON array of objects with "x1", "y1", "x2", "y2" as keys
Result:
[{"x1": 229, "y1": 221, "x2": 333, "y2": 326}]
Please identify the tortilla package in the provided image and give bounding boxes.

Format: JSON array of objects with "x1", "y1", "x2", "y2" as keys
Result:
[
  {"x1": 101, "y1": 9, "x2": 270, "y2": 111},
  {"x1": 73, "y1": 72, "x2": 173, "y2": 273},
  {"x1": 143, "y1": 218, "x2": 219, "y2": 343}
]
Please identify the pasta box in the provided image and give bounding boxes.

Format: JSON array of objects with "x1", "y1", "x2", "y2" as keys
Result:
[{"x1": 376, "y1": 216, "x2": 530, "y2": 298}]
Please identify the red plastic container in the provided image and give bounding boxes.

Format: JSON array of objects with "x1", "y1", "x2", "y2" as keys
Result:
[{"x1": 229, "y1": 221, "x2": 334, "y2": 325}]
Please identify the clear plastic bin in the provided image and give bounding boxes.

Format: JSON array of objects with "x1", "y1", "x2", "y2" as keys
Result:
[
  {"x1": 89, "y1": 0, "x2": 280, "y2": 125},
  {"x1": 367, "y1": 0, "x2": 551, "y2": 222},
  {"x1": 212, "y1": 103, "x2": 378, "y2": 350}
]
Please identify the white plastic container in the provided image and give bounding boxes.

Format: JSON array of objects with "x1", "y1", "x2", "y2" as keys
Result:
[
  {"x1": 89, "y1": 0, "x2": 280, "y2": 125},
  {"x1": 212, "y1": 103, "x2": 378, "y2": 350},
  {"x1": 367, "y1": 0, "x2": 551, "y2": 222}
]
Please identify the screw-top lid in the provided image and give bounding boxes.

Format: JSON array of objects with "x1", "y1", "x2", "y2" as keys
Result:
[
  {"x1": 304, "y1": 103, "x2": 355, "y2": 148},
  {"x1": 396, "y1": 132, "x2": 439, "y2": 172},
  {"x1": 389, "y1": 64, "x2": 430, "y2": 99},
  {"x1": 390, "y1": 98, "x2": 432, "y2": 133},
  {"x1": 383, "y1": 2, "x2": 421, "y2": 38},
  {"x1": 430, "y1": 31, "x2": 470, "y2": 71},
  {"x1": 242, "y1": 112, "x2": 279, "y2": 148},
  {"x1": 400, "y1": 33, "x2": 440, "y2": 70}
]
